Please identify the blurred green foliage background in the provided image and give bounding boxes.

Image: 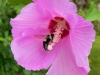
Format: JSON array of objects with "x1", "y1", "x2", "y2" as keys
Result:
[{"x1": 0, "y1": 0, "x2": 100, "y2": 75}]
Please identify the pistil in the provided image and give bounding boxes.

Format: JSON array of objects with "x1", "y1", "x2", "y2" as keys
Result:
[{"x1": 47, "y1": 20, "x2": 69, "y2": 50}]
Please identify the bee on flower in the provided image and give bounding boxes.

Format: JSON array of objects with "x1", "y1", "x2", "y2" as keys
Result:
[{"x1": 10, "y1": 0, "x2": 95, "y2": 75}]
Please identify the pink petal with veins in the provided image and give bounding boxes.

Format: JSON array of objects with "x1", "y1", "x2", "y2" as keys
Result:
[
  {"x1": 47, "y1": 37, "x2": 87, "y2": 75},
  {"x1": 10, "y1": 3, "x2": 52, "y2": 29},
  {"x1": 70, "y1": 16, "x2": 95, "y2": 72},
  {"x1": 34, "y1": 0, "x2": 77, "y2": 17},
  {"x1": 11, "y1": 27, "x2": 61, "y2": 70}
]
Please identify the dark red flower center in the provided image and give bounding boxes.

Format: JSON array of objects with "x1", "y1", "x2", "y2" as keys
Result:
[
  {"x1": 48, "y1": 16, "x2": 70, "y2": 38},
  {"x1": 35, "y1": 16, "x2": 70, "y2": 51},
  {"x1": 43, "y1": 16, "x2": 70, "y2": 50}
]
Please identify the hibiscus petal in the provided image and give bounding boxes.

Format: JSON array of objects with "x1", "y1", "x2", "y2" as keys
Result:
[
  {"x1": 11, "y1": 27, "x2": 50, "y2": 39},
  {"x1": 10, "y1": 3, "x2": 52, "y2": 29},
  {"x1": 47, "y1": 37, "x2": 87, "y2": 75},
  {"x1": 11, "y1": 28, "x2": 61, "y2": 70},
  {"x1": 70, "y1": 16, "x2": 95, "y2": 72},
  {"x1": 65, "y1": 13, "x2": 78, "y2": 29},
  {"x1": 34, "y1": 0, "x2": 77, "y2": 17}
]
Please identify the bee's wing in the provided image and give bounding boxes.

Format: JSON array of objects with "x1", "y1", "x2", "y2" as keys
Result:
[{"x1": 34, "y1": 34, "x2": 46, "y2": 39}]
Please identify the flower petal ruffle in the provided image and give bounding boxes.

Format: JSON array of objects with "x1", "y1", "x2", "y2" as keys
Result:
[
  {"x1": 34, "y1": 0, "x2": 77, "y2": 17},
  {"x1": 46, "y1": 37, "x2": 87, "y2": 75},
  {"x1": 70, "y1": 16, "x2": 95, "y2": 72},
  {"x1": 10, "y1": 3, "x2": 52, "y2": 29}
]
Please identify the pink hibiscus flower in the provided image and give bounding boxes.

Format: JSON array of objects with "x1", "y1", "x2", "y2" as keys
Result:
[{"x1": 10, "y1": 0, "x2": 95, "y2": 75}]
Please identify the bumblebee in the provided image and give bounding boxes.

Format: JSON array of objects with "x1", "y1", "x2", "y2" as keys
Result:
[{"x1": 43, "y1": 34, "x2": 54, "y2": 51}]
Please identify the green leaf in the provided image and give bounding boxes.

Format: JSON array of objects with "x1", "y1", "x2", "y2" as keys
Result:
[
  {"x1": 33, "y1": 72, "x2": 45, "y2": 75},
  {"x1": 78, "y1": 11, "x2": 85, "y2": 18},
  {"x1": 1, "y1": 63, "x2": 5, "y2": 75},
  {"x1": 14, "y1": 4, "x2": 25, "y2": 14},
  {"x1": 0, "y1": 37, "x2": 4, "y2": 41},
  {"x1": 33, "y1": 70, "x2": 47, "y2": 75},
  {"x1": 8, "y1": 0, "x2": 32, "y2": 14},
  {"x1": 85, "y1": 2, "x2": 100, "y2": 21},
  {"x1": 8, "y1": 0, "x2": 32, "y2": 6},
  {"x1": 23, "y1": 70, "x2": 31, "y2": 75},
  {"x1": 0, "y1": 0, "x2": 7, "y2": 7}
]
